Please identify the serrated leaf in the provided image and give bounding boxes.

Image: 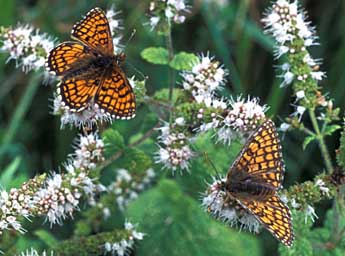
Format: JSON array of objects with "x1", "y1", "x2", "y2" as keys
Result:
[
  {"x1": 141, "y1": 47, "x2": 169, "y2": 65},
  {"x1": 34, "y1": 229, "x2": 58, "y2": 247},
  {"x1": 126, "y1": 179, "x2": 260, "y2": 256},
  {"x1": 169, "y1": 52, "x2": 198, "y2": 70},
  {"x1": 303, "y1": 135, "x2": 317, "y2": 150},
  {"x1": 102, "y1": 129, "x2": 125, "y2": 155},
  {"x1": 324, "y1": 124, "x2": 341, "y2": 136},
  {"x1": 118, "y1": 148, "x2": 152, "y2": 173},
  {"x1": 0, "y1": 157, "x2": 21, "y2": 188}
]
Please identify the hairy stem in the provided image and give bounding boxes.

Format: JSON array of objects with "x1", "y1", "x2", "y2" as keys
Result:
[
  {"x1": 309, "y1": 109, "x2": 334, "y2": 174},
  {"x1": 166, "y1": 21, "x2": 175, "y2": 126}
]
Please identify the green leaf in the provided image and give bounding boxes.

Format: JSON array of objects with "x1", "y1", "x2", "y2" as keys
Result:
[
  {"x1": 323, "y1": 124, "x2": 341, "y2": 136},
  {"x1": 126, "y1": 179, "x2": 260, "y2": 256},
  {"x1": 102, "y1": 129, "x2": 125, "y2": 156},
  {"x1": 34, "y1": 230, "x2": 58, "y2": 248},
  {"x1": 169, "y1": 52, "x2": 198, "y2": 71},
  {"x1": 303, "y1": 135, "x2": 317, "y2": 150},
  {"x1": 118, "y1": 148, "x2": 152, "y2": 173},
  {"x1": 0, "y1": 157, "x2": 21, "y2": 188},
  {"x1": 141, "y1": 47, "x2": 169, "y2": 65}
]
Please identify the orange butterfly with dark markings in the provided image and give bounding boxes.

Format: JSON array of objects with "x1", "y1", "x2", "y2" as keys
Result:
[
  {"x1": 221, "y1": 119, "x2": 294, "y2": 246},
  {"x1": 46, "y1": 7, "x2": 136, "y2": 119}
]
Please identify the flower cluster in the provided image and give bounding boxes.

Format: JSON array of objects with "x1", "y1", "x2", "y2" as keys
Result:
[
  {"x1": 70, "y1": 133, "x2": 105, "y2": 171},
  {"x1": 0, "y1": 25, "x2": 55, "y2": 73},
  {"x1": 104, "y1": 222, "x2": 145, "y2": 256},
  {"x1": 216, "y1": 97, "x2": 267, "y2": 145},
  {"x1": 106, "y1": 6, "x2": 123, "y2": 53},
  {"x1": 155, "y1": 120, "x2": 194, "y2": 172},
  {"x1": 148, "y1": 0, "x2": 188, "y2": 32},
  {"x1": 109, "y1": 168, "x2": 156, "y2": 211},
  {"x1": 0, "y1": 175, "x2": 46, "y2": 234},
  {"x1": 18, "y1": 248, "x2": 53, "y2": 256},
  {"x1": 182, "y1": 54, "x2": 227, "y2": 104},
  {"x1": 202, "y1": 177, "x2": 260, "y2": 233},
  {"x1": 32, "y1": 133, "x2": 104, "y2": 226},
  {"x1": 262, "y1": 0, "x2": 332, "y2": 117}
]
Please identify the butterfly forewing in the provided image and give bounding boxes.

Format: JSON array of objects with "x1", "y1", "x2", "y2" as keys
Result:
[
  {"x1": 46, "y1": 42, "x2": 92, "y2": 76},
  {"x1": 71, "y1": 7, "x2": 114, "y2": 53},
  {"x1": 228, "y1": 119, "x2": 284, "y2": 190}
]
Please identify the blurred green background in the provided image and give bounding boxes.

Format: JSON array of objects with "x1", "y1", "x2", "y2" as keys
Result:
[{"x1": 1, "y1": 0, "x2": 345, "y2": 255}]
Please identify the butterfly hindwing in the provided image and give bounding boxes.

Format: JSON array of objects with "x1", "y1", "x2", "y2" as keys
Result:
[
  {"x1": 71, "y1": 7, "x2": 113, "y2": 53},
  {"x1": 59, "y1": 77, "x2": 100, "y2": 111},
  {"x1": 238, "y1": 195, "x2": 294, "y2": 247},
  {"x1": 228, "y1": 119, "x2": 284, "y2": 190},
  {"x1": 95, "y1": 67, "x2": 136, "y2": 119}
]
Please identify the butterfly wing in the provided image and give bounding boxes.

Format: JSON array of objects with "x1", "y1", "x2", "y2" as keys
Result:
[
  {"x1": 46, "y1": 42, "x2": 92, "y2": 76},
  {"x1": 71, "y1": 7, "x2": 113, "y2": 53},
  {"x1": 58, "y1": 77, "x2": 100, "y2": 111},
  {"x1": 228, "y1": 119, "x2": 284, "y2": 190},
  {"x1": 237, "y1": 195, "x2": 294, "y2": 246},
  {"x1": 95, "y1": 66, "x2": 136, "y2": 119}
]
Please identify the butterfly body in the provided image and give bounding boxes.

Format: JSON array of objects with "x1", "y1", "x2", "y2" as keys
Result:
[
  {"x1": 225, "y1": 175, "x2": 276, "y2": 200},
  {"x1": 46, "y1": 8, "x2": 135, "y2": 119},
  {"x1": 221, "y1": 119, "x2": 294, "y2": 246}
]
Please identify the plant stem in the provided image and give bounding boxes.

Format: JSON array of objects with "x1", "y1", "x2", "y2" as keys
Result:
[
  {"x1": 308, "y1": 109, "x2": 334, "y2": 174},
  {"x1": 166, "y1": 21, "x2": 175, "y2": 126},
  {"x1": 0, "y1": 73, "x2": 41, "y2": 164}
]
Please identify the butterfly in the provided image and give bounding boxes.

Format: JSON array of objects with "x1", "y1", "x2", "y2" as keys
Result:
[
  {"x1": 220, "y1": 119, "x2": 294, "y2": 246},
  {"x1": 46, "y1": 7, "x2": 136, "y2": 119}
]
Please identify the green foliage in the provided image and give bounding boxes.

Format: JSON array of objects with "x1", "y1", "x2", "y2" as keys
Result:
[
  {"x1": 126, "y1": 179, "x2": 261, "y2": 256},
  {"x1": 141, "y1": 47, "x2": 169, "y2": 65},
  {"x1": 53, "y1": 228, "x2": 131, "y2": 255},
  {"x1": 337, "y1": 126, "x2": 345, "y2": 169},
  {"x1": 303, "y1": 135, "x2": 317, "y2": 150},
  {"x1": 34, "y1": 229, "x2": 58, "y2": 248},
  {"x1": 0, "y1": 157, "x2": 22, "y2": 189},
  {"x1": 102, "y1": 128, "x2": 125, "y2": 155},
  {"x1": 324, "y1": 125, "x2": 342, "y2": 137},
  {"x1": 169, "y1": 52, "x2": 198, "y2": 71},
  {"x1": 176, "y1": 132, "x2": 242, "y2": 199},
  {"x1": 120, "y1": 148, "x2": 152, "y2": 173}
]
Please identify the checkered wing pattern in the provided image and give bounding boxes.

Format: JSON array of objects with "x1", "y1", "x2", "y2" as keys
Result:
[
  {"x1": 71, "y1": 7, "x2": 113, "y2": 53},
  {"x1": 59, "y1": 77, "x2": 100, "y2": 111},
  {"x1": 239, "y1": 195, "x2": 294, "y2": 247},
  {"x1": 46, "y1": 42, "x2": 91, "y2": 76},
  {"x1": 95, "y1": 67, "x2": 136, "y2": 119},
  {"x1": 228, "y1": 119, "x2": 284, "y2": 190},
  {"x1": 46, "y1": 7, "x2": 136, "y2": 119}
]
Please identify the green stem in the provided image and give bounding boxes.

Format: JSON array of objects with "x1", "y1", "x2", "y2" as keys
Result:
[
  {"x1": 0, "y1": 73, "x2": 41, "y2": 161},
  {"x1": 166, "y1": 21, "x2": 175, "y2": 126},
  {"x1": 308, "y1": 109, "x2": 334, "y2": 174}
]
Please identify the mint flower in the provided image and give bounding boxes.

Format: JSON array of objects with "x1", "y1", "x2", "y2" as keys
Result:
[{"x1": 0, "y1": 25, "x2": 55, "y2": 73}]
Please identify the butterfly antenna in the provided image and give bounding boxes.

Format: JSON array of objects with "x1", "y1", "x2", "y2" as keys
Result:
[
  {"x1": 203, "y1": 152, "x2": 222, "y2": 181},
  {"x1": 126, "y1": 61, "x2": 148, "y2": 81},
  {"x1": 123, "y1": 29, "x2": 136, "y2": 52}
]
